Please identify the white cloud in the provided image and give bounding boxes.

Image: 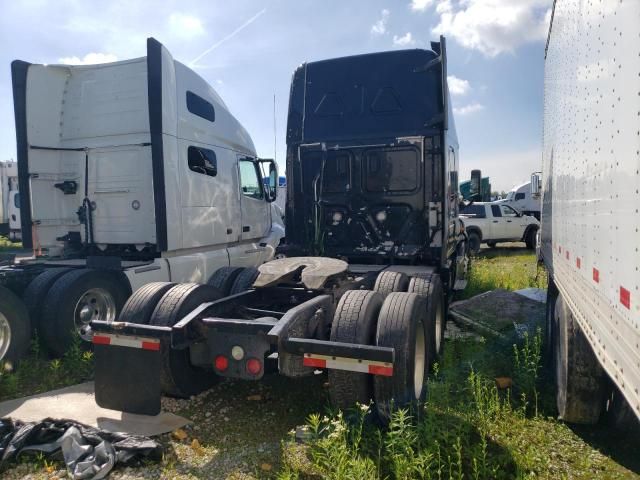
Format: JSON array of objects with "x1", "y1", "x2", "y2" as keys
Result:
[
  {"x1": 393, "y1": 32, "x2": 416, "y2": 47},
  {"x1": 432, "y1": 0, "x2": 551, "y2": 57},
  {"x1": 58, "y1": 53, "x2": 118, "y2": 65},
  {"x1": 453, "y1": 102, "x2": 484, "y2": 115},
  {"x1": 411, "y1": 0, "x2": 435, "y2": 11},
  {"x1": 169, "y1": 12, "x2": 204, "y2": 37},
  {"x1": 371, "y1": 9, "x2": 390, "y2": 35},
  {"x1": 448, "y1": 75, "x2": 470, "y2": 96}
]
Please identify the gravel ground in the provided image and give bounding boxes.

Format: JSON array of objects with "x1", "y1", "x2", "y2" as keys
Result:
[{"x1": 2, "y1": 372, "x2": 328, "y2": 480}]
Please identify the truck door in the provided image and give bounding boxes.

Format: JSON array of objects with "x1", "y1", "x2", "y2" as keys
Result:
[
  {"x1": 229, "y1": 157, "x2": 271, "y2": 265},
  {"x1": 497, "y1": 204, "x2": 523, "y2": 238}
]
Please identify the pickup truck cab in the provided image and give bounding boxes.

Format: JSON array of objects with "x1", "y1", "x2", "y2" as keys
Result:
[{"x1": 460, "y1": 202, "x2": 539, "y2": 254}]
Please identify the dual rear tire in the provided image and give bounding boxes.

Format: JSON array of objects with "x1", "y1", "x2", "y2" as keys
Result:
[{"x1": 330, "y1": 271, "x2": 445, "y2": 422}]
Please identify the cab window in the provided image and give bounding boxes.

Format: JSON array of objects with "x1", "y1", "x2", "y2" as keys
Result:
[
  {"x1": 188, "y1": 146, "x2": 217, "y2": 177},
  {"x1": 491, "y1": 205, "x2": 502, "y2": 217},
  {"x1": 239, "y1": 159, "x2": 263, "y2": 199},
  {"x1": 500, "y1": 205, "x2": 519, "y2": 217},
  {"x1": 322, "y1": 151, "x2": 351, "y2": 193},
  {"x1": 515, "y1": 192, "x2": 526, "y2": 201},
  {"x1": 364, "y1": 148, "x2": 418, "y2": 193},
  {"x1": 14, "y1": 192, "x2": 20, "y2": 209}
]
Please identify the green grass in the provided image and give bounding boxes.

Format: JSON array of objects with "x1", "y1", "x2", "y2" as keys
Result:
[
  {"x1": 0, "y1": 335, "x2": 94, "y2": 402},
  {"x1": 459, "y1": 246, "x2": 547, "y2": 300},
  {"x1": 0, "y1": 235, "x2": 22, "y2": 252}
]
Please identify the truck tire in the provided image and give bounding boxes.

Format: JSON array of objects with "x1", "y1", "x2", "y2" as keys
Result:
[
  {"x1": 467, "y1": 231, "x2": 481, "y2": 255},
  {"x1": 118, "y1": 282, "x2": 176, "y2": 325},
  {"x1": 0, "y1": 286, "x2": 31, "y2": 364},
  {"x1": 487, "y1": 242, "x2": 497, "y2": 248},
  {"x1": 373, "y1": 271, "x2": 409, "y2": 297},
  {"x1": 525, "y1": 228, "x2": 537, "y2": 250},
  {"x1": 408, "y1": 274, "x2": 445, "y2": 362},
  {"x1": 149, "y1": 283, "x2": 223, "y2": 397},
  {"x1": 22, "y1": 267, "x2": 73, "y2": 333},
  {"x1": 328, "y1": 290, "x2": 384, "y2": 411},
  {"x1": 229, "y1": 267, "x2": 260, "y2": 295},
  {"x1": 41, "y1": 269, "x2": 130, "y2": 357},
  {"x1": 374, "y1": 292, "x2": 429, "y2": 423},
  {"x1": 554, "y1": 294, "x2": 606, "y2": 424},
  {"x1": 207, "y1": 267, "x2": 244, "y2": 296}
]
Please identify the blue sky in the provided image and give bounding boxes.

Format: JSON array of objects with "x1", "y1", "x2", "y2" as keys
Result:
[{"x1": 0, "y1": 0, "x2": 551, "y2": 192}]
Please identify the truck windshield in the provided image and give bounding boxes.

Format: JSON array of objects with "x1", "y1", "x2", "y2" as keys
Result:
[{"x1": 364, "y1": 147, "x2": 418, "y2": 193}]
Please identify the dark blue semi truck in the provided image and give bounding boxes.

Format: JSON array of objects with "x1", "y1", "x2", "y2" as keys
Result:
[{"x1": 88, "y1": 37, "x2": 469, "y2": 421}]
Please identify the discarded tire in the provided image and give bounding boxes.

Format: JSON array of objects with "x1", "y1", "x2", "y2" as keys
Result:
[
  {"x1": 22, "y1": 267, "x2": 72, "y2": 333},
  {"x1": 554, "y1": 293, "x2": 606, "y2": 424},
  {"x1": 207, "y1": 267, "x2": 245, "y2": 296},
  {"x1": 328, "y1": 290, "x2": 383, "y2": 411},
  {"x1": 229, "y1": 267, "x2": 260, "y2": 295},
  {"x1": 374, "y1": 292, "x2": 429, "y2": 423},
  {"x1": 0, "y1": 285, "x2": 31, "y2": 364},
  {"x1": 408, "y1": 274, "x2": 445, "y2": 362},
  {"x1": 373, "y1": 271, "x2": 409, "y2": 297},
  {"x1": 149, "y1": 283, "x2": 223, "y2": 397},
  {"x1": 119, "y1": 282, "x2": 176, "y2": 325}
]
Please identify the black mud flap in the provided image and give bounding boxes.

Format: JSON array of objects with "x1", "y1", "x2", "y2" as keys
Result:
[{"x1": 94, "y1": 342, "x2": 162, "y2": 416}]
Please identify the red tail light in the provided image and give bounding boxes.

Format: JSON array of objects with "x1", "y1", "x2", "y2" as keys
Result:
[
  {"x1": 215, "y1": 355, "x2": 228, "y2": 371},
  {"x1": 246, "y1": 358, "x2": 262, "y2": 375}
]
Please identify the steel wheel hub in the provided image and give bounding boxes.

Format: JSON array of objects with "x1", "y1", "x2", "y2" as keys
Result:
[
  {"x1": 414, "y1": 321, "x2": 426, "y2": 399},
  {"x1": 0, "y1": 312, "x2": 11, "y2": 361},
  {"x1": 435, "y1": 301, "x2": 444, "y2": 354},
  {"x1": 74, "y1": 288, "x2": 116, "y2": 328}
]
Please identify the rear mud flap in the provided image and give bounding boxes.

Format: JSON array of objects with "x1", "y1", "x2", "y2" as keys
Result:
[{"x1": 94, "y1": 343, "x2": 162, "y2": 416}]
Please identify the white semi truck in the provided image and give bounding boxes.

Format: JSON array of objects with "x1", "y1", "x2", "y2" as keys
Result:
[
  {"x1": 0, "y1": 160, "x2": 20, "y2": 240},
  {"x1": 0, "y1": 38, "x2": 284, "y2": 363},
  {"x1": 540, "y1": 0, "x2": 639, "y2": 424},
  {"x1": 497, "y1": 180, "x2": 541, "y2": 220}
]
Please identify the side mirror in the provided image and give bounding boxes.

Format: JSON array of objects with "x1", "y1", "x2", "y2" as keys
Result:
[
  {"x1": 260, "y1": 159, "x2": 278, "y2": 203},
  {"x1": 531, "y1": 172, "x2": 541, "y2": 195}
]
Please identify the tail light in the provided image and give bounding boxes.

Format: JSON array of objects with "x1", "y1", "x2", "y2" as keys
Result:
[
  {"x1": 246, "y1": 358, "x2": 262, "y2": 375},
  {"x1": 215, "y1": 355, "x2": 228, "y2": 372}
]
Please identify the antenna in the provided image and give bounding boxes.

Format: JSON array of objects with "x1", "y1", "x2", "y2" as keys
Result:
[{"x1": 273, "y1": 93, "x2": 277, "y2": 163}]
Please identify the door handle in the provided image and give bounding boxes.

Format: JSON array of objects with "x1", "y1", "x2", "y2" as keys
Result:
[
  {"x1": 492, "y1": 220, "x2": 498, "y2": 223},
  {"x1": 242, "y1": 226, "x2": 250, "y2": 232},
  {"x1": 507, "y1": 220, "x2": 512, "y2": 223}
]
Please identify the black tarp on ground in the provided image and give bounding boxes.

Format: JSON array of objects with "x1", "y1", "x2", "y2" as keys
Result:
[{"x1": 0, "y1": 417, "x2": 162, "y2": 479}]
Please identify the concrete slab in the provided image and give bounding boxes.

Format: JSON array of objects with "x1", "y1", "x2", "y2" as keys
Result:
[
  {"x1": 0, "y1": 382, "x2": 189, "y2": 436},
  {"x1": 450, "y1": 289, "x2": 545, "y2": 339}
]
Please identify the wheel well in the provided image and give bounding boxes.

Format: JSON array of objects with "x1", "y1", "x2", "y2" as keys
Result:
[
  {"x1": 466, "y1": 227, "x2": 482, "y2": 241},
  {"x1": 523, "y1": 224, "x2": 539, "y2": 241}
]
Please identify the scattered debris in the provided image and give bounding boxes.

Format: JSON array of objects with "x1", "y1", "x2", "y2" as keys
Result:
[
  {"x1": 246, "y1": 394, "x2": 262, "y2": 401},
  {"x1": 171, "y1": 428, "x2": 188, "y2": 441}
]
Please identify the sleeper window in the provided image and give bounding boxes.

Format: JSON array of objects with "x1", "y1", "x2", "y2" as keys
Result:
[
  {"x1": 187, "y1": 91, "x2": 215, "y2": 122},
  {"x1": 188, "y1": 146, "x2": 217, "y2": 177}
]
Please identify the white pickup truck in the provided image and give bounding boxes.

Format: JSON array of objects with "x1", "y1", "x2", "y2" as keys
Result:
[{"x1": 460, "y1": 202, "x2": 539, "y2": 254}]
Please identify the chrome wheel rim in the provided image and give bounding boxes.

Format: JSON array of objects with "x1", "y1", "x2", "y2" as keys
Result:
[
  {"x1": 414, "y1": 321, "x2": 426, "y2": 399},
  {"x1": 435, "y1": 301, "x2": 444, "y2": 354},
  {"x1": 74, "y1": 288, "x2": 116, "y2": 329},
  {"x1": 0, "y1": 312, "x2": 11, "y2": 361}
]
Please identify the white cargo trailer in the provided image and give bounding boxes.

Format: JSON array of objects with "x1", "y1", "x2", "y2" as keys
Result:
[
  {"x1": 540, "y1": 0, "x2": 640, "y2": 424},
  {"x1": 0, "y1": 38, "x2": 284, "y2": 362}
]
